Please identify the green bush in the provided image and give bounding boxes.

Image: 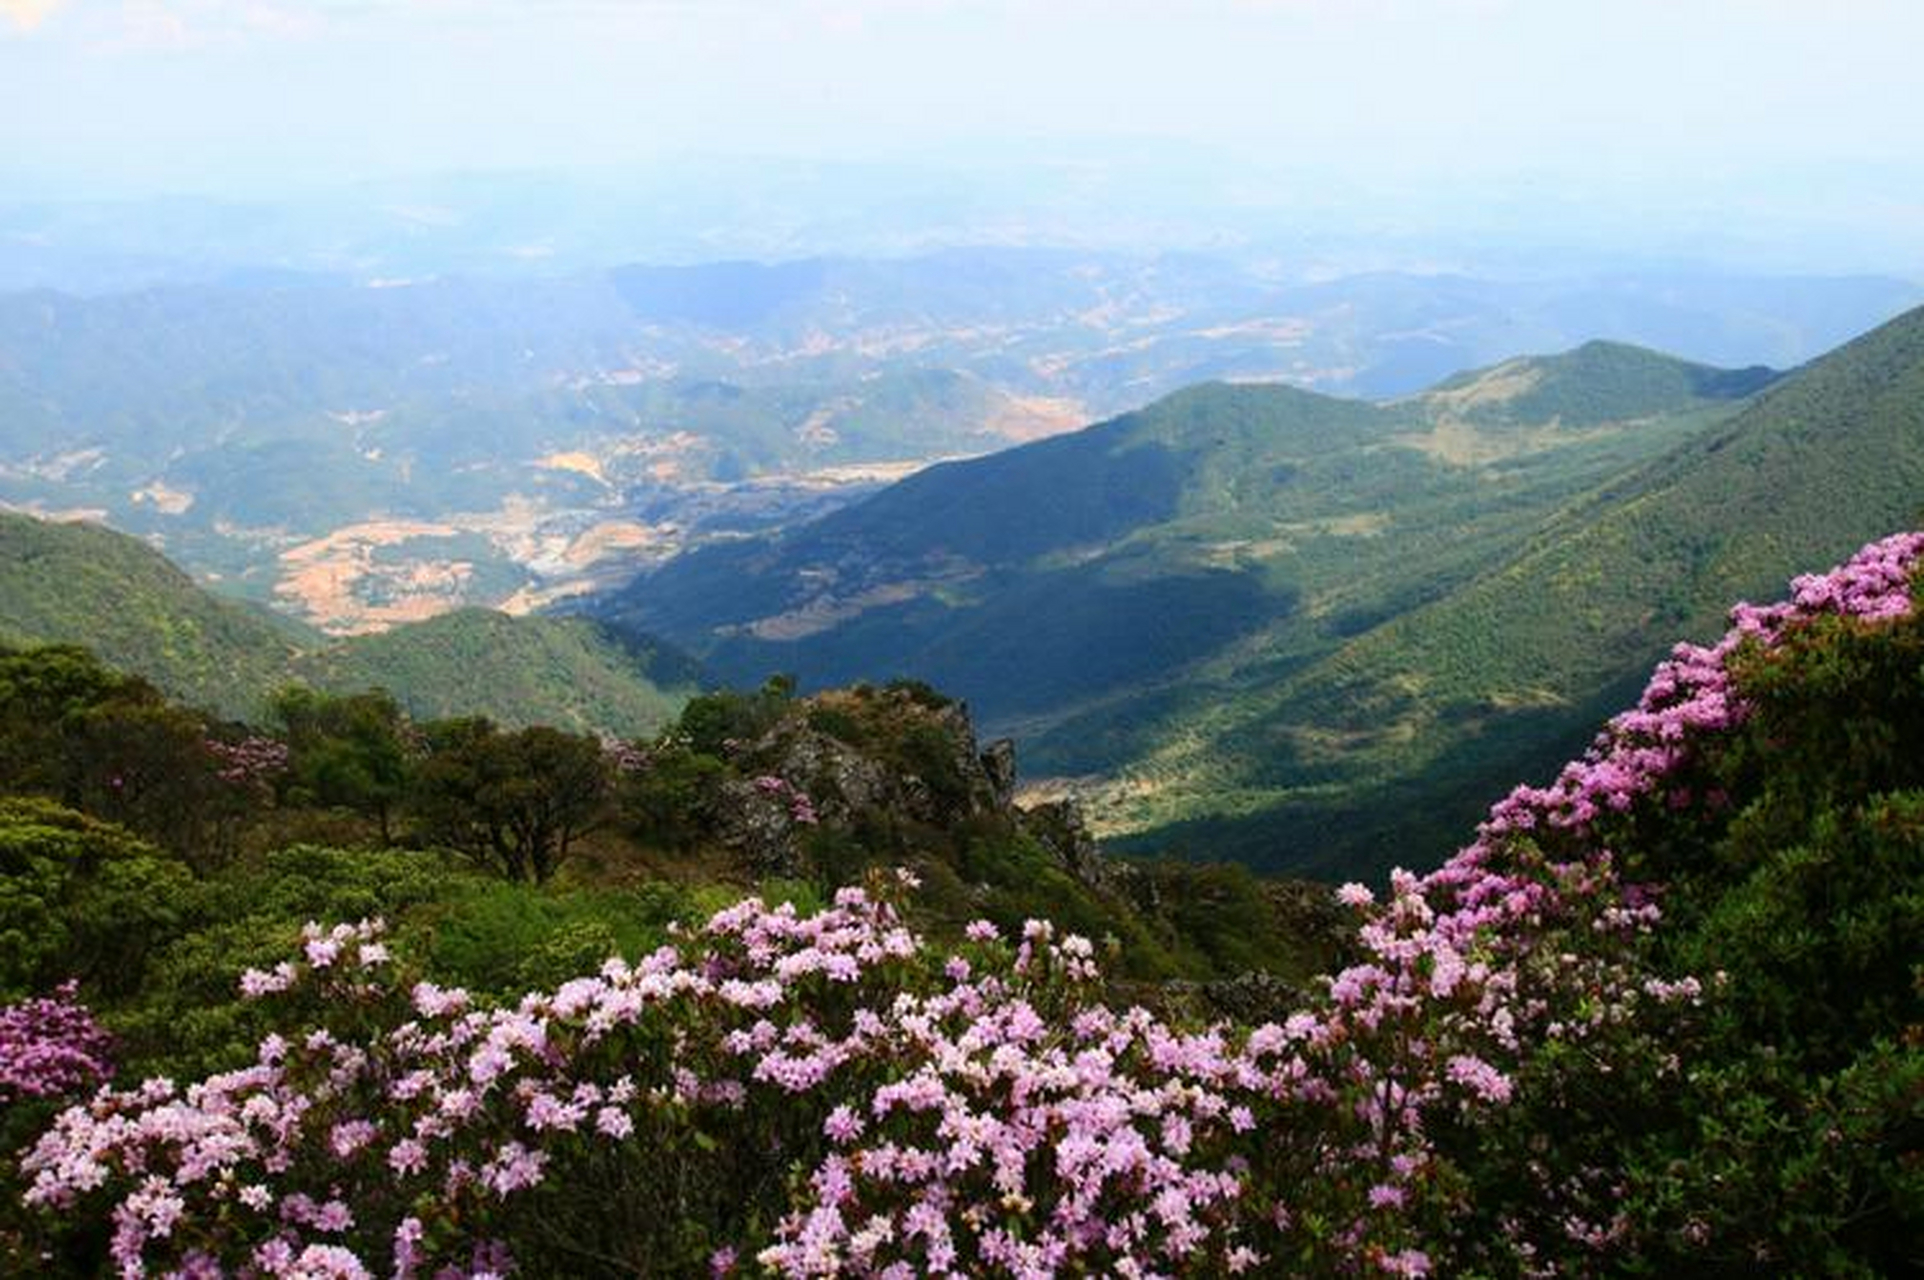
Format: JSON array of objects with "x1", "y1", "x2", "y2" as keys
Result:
[
  {"x1": 675, "y1": 675, "x2": 794, "y2": 756},
  {"x1": 0, "y1": 799, "x2": 193, "y2": 1002},
  {"x1": 621, "y1": 744, "x2": 726, "y2": 851}
]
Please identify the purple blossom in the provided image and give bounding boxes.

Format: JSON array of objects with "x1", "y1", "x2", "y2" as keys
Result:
[
  {"x1": 15, "y1": 532, "x2": 1921, "y2": 1280},
  {"x1": 0, "y1": 981, "x2": 114, "y2": 1104}
]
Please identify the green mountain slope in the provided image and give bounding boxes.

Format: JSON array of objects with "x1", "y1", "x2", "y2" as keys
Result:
[
  {"x1": 0, "y1": 512, "x2": 304, "y2": 716},
  {"x1": 1109, "y1": 304, "x2": 1924, "y2": 877},
  {"x1": 0, "y1": 513, "x2": 698, "y2": 735},
  {"x1": 1414, "y1": 338, "x2": 1777, "y2": 428},
  {"x1": 298, "y1": 610, "x2": 701, "y2": 736},
  {"x1": 604, "y1": 339, "x2": 1775, "y2": 821}
]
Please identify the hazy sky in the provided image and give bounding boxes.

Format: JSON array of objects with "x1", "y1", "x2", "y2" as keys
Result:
[{"x1": 2, "y1": 1, "x2": 1921, "y2": 265}]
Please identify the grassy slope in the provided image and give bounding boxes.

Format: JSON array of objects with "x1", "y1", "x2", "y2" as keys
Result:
[
  {"x1": 1418, "y1": 338, "x2": 1777, "y2": 427},
  {"x1": 613, "y1": 340, "x2": 1770, "y2": 779},
  {"x1": 300, "y1": 610, "x2": 701, "y2": 737},
  {"x1": 1117, "y1": 306, "x2": 1924, "y2": 878}
]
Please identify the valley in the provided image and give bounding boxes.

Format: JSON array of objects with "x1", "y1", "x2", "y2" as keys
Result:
[
  {"x1": 6, "y1": 3, "x2": 1923, "y2": 1269},
  {"x1": 4, "y1": 251, "x2": 1916, "y2": 634},
  {"x1": 608, "y1": 311, "x2": 1924, "y2": 876},
  {"x1": 6, "y1": 232, "x2": 1924, "y2": 881},
  {"x1": 9, "y1": 257, "x2": 1922, "y2": 884},
  {"x1": 0, "y1": 510, "x2": 700, "y2": 736}
]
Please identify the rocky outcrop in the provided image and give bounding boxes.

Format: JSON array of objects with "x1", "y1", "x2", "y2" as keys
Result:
[
  {"x1": 1017, "y1": 798, "x2": 1109, "y2": 889},
  {"x1": 980, "y1": 738, "x2": 1018, "y2": 810},
  {"x1": 678, "y1": 680, "x2": 1356, "y2": 997},
  {"x1": 707, "y1": 686, "x2": 1107, "y2": 882},
  {"x1": 1162, "y1": 971, "x2": 1313, "y2": 1025}
]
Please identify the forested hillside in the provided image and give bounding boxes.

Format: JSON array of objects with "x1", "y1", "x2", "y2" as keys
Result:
[
  {"x1": 607, "y1": 310, "x2": 1924, "y2": 879},
  {"x1": 0, "y1": 512, "x2": 698, "y2": 737},
  {"x1": 0, "y1": 512, "x2": 307, "y2": 714},
  {"x1": 5, "y1": 533, "x2": 1918, "y2": 1276}
]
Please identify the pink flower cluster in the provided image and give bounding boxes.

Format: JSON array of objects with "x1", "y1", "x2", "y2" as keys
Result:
[
  {"x1": 205, "y1": 736, "x2": 291, "y2": 788},
  {"x1": 1478, "y1": 531, "x2": 1924, "y2": 846},
  {"x1": 17, "y1": 533, "x2": 1922, "y2": 1277},
  {"x1": 23, "y1": 891, "x2": 927, "y2": 1277},
  {"x1": 18, "y1": 875, "x2": 1657, "y2": 1276},
  {"x1": 0, "y1": 982, "x2": 113, "y2": 1106},
  {"x1": 753, "y1": 774, "x2": 820, "y2": 825}
]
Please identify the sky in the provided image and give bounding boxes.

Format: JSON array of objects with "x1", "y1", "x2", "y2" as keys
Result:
[{"x1": 1, "y1": 0, "x2": 1921, "y2": 268}]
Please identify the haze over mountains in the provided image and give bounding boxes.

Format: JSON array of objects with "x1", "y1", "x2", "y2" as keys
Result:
[
  {"x1": 2, "y1": 244, "x2": 1916, "y2": 635},
  {"x1": 6, "y1": 213, "x2": 1921, "y2": 881},
  {"x1": 604, "y1": 306, "x2": 1924, "y2": 876}
]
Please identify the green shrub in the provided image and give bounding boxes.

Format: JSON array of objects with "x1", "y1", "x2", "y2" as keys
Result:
[{"x1": 0, "y1": 799, "x2": 193, "y2": 1002}]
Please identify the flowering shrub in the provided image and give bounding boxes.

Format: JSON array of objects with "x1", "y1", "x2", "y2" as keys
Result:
[
  {"x1": 15, "y1": 532, "x2": 1924, "y2": 1276},
  {"x1": 0, "y1": 984, "x2": 113, "y2": 1108},
  {"x1": 0, "y1": 983, "x2": 115, "y2": 1274},
  {"x1": 752, "y1": 775, "x2": 820, "y2": 826},
  {"x1": 13, "y1": 870, "x2": 1686, "y2": 1277},
  {"x1": 1477, "y1": 531, "x2": 1924, "y2": 854},
  {"x1": 205, "y1": 737, "x2": 292, "y2": 790}
]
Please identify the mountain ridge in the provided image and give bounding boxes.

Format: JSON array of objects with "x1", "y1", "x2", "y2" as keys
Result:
[
  {"x1": 597, "y1": 313, "x2": 1924, "y2": 878},
  {"x1": 1104, "y1": 303, "x2": 1924, "y2": 875},
  {"x1": 0, "y1": 511, "x2": 698, "y2": 736},
  {"x1": 602, "y1": 337, "x2": 1775, "y2": 716}
]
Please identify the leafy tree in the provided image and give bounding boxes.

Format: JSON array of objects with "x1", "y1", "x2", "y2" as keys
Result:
[
  {"x1": 274, "y1": 686, "x2": 413, "y2": 845},
  {"x1": 411, "y1": 719, "x2": 611, "y2": 883},
  {"x1": 0, "y1": 645, "x2": 150, "y2": 799},
  {"x1": 0, "y1": 799, "x2": 194, "y2": 1002},
  {"x1": 64, "y1": 698, "x2": 236, "y2": 865},
  {"x1": 675, "y1": 674, "x2": 795, "y2": 756},
  {"x1": 0, "y1": 646, "x2": 235, "y2": 862},
  {"x1": 619, "y1": 742, "x2": 726, "y2": 852}
]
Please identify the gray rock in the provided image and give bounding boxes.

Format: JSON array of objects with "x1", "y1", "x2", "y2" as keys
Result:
[
  {"x1": 980, "y1": 738, "x2": 1018, "y2": 810},
  {"x1": 1019, "y1": 798, "x2": 1109, "y2": 887},
  {"x1": 712, "y1": 778, "x2": 807, "y2": 877}
]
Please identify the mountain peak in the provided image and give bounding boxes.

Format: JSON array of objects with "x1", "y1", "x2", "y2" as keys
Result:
[{"x1": 1419, "y1": 339, "x2": 1779, "y2": 427}]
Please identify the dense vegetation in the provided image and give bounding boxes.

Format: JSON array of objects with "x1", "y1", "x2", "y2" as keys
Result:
[
  {"x1": 0, "y1": 512, "x2": 699, "y2": 736},
  {"x1": 609, "y1": 344, "x2": 1761, "y2": 707},
  {"x1": 1135, "y1": 296, "x2": 1924, "y2": 878},
  {"x1": 612, "y1": 307, "x2": 1924, "y2": 881},
  {"x1": 2, "y1": 534, "x2": 1919, "y2": 1274},
  {"x1": 0, "y1": 636, "x2": 1335, "y2": 1057},
  {"x1": 0, "y1": 636, "x2": 1347, "y2": 1277}
]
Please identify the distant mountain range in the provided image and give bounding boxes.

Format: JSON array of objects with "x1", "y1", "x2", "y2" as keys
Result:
[
  {"x1": 7, "y1": 255, "x2": 1922, "y2": 879},
  {"x1": 601, "y1": 338, "x2": 1778, "y2": 719},
  {"x1": 601, "y1": 308, "x2": 1924, "y2": 877},
  {"x1": 0, "y1": 512, "x2": 698, "y2": 736},
  {"x1": 2, "y1": 250, "x2": 1915, "y2": 633}
]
